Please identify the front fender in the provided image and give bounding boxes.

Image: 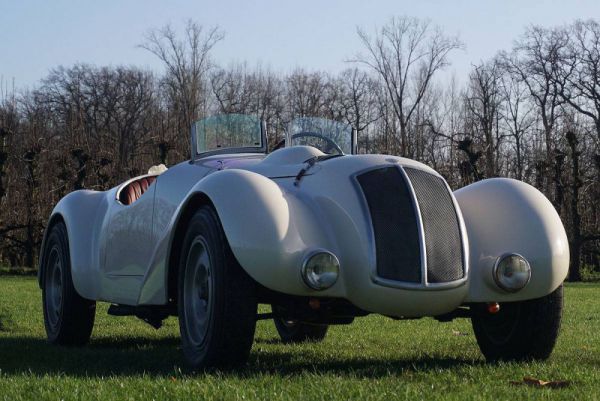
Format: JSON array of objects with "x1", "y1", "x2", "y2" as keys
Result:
[
  {"x1": 137, "y1": 169, "x2": 338, "y2": 305},
  {"x1": 455, "y1": 178, "x2": 569, "y2": 302},
  {"x1": 195, "y1": 170, "x2": 340, "y2": 294}
]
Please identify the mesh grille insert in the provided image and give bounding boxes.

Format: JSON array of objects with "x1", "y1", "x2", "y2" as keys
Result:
[
  {"x1": 404, "y1": 168, "x2": 464, "y2": 283},
  {"x1": 356, "y1": 167, "x2": 421, "y2": 283}
]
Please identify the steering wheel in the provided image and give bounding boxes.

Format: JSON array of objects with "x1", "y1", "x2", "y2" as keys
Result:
[{"x1": 271, "y1": 132, "x2": 344, "y2": 154}]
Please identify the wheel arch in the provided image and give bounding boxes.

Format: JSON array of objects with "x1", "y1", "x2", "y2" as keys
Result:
[{"x1": 166, "y1": 192, "x2": 215, "y2": 305}]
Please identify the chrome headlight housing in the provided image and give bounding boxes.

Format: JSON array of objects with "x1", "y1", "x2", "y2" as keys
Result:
[
  {"x1": 301, "y1": 250, "x2": 340, "y2": 290},
  {"x1": 493, "y1": 253, "x2": 531, "y2": 292}
]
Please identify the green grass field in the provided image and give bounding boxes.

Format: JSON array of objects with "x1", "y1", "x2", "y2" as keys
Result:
[{"x1": 0, "y1": 276, "x2": 598, "y2": 401}]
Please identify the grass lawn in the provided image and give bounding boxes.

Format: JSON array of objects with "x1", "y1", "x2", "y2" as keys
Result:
[{"x1": 0, "y1": 276, "x2": 598, "y2": 401}]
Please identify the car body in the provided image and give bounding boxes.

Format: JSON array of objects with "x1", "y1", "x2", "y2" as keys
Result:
[{"x1": 39, "y1": 114, "x2": 570, "y2": 367}]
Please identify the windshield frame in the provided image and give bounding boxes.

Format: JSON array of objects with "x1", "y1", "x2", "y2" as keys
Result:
[
  {"x1": 190, "y1": 114, "x2": 267, "y2": 161},
  {"x1": 286, "y1": 117, "x2": 357, "y2": 155}
]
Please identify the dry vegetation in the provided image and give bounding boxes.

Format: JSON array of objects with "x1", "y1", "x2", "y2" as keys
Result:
[{"x1": 0, "y1": 17, "x2": 598, "y2": 279}]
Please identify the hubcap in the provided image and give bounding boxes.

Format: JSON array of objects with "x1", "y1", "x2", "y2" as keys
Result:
[
  {"x1": 183, "y1": 236, "x2": 213, "y2": 348},
  {"x1": 45, "y1": 246, "x2": 63, "y2": 330}
]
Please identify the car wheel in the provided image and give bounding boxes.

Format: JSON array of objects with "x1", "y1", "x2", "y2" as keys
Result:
[
  {"x1": 471, "y1": 284, "x2": 563, "y2": 362},
  {"x1": 178, "y1": 206, "x2": 257, "y2": 369},
  {"x1": 272, "y1": 306, "x2": 329, "y2": 343},
  {"x1": 42, "y1": 222, "x2": 96, "y2": 345}
]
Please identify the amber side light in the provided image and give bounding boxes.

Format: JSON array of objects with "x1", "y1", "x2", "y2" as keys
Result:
[{"x1": 487, "y1": 302, "x2": 501, "y2": 314}]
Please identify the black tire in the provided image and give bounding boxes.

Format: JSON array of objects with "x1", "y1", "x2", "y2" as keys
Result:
[
  {"x1": 177, "y1": 206, "x2": 257, "y2": 369},
  {"x1": 471, "y1": 285, "x2": 563, "y2": 362},
  {"x1": 42, "y1": 222, "x2": 96, "y2": 345},
  {"x1": 272, "y1": 305, "x2": 329, "y2": 343}
]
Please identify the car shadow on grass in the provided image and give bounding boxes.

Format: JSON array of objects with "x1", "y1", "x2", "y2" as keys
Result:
[
  {"x1": 0, "y1": 336, "x2": 183, "y2": 376},
  {"x1": 0, "y1": 335, "x2": 483, "y2": 378},
  {"x1": 244, "y1": 352, "x2": 482, "y2": 378}
]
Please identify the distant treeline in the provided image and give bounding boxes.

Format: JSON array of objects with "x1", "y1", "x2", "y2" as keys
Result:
[{"x1": 0, "y1": 18, "x2": 598, "y2": 280}]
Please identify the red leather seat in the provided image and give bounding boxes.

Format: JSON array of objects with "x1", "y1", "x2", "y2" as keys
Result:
[{"x1": 120, "y1": 176, "x2": 156, "y2": 205}]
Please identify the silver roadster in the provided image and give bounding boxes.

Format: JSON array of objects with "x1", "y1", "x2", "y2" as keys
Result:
[{"x1": 39, "y1": 114, "x2": 569, "y2": 368}]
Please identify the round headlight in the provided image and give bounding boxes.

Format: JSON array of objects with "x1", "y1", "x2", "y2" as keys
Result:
[
  {"x1": 301, "y1": 251, "x2": 340, "y2": 290},
  {"x1": 493, "y1": 253, "x2": 531, "y2": 292}
]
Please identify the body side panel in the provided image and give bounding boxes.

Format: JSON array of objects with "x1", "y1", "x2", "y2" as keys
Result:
[
  {"x1": 97, "y1": 184, "x2": 157, "y2": 304},
  {"x1": 104, "y1": 184, "x2": 156, "y2": 277}
]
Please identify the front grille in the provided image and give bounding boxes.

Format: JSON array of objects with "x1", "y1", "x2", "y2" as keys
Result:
[
  {"x1": 356, "y1": 166, "x2": 465, "y2": 286},
  {"x1": 404, "y1": 168, "x2": 464, "y2": 283},
  {"x1": 356, "y1": 167, "x2": 421, "y2": 282}
]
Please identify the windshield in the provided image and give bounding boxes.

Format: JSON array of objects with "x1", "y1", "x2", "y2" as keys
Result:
[
  {"x1": 194, "y1": 114, "x2": 263, "y2": 155},
  {"x1": 288, "y1": 117, "x2": 354, "y2": 155}
]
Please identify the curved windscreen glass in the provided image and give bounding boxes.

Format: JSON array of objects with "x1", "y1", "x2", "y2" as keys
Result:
[
  {"x1": 288, "y1": 117, "x2": 353, "y2": 155},
  {"x1": 194, "y1": 114, "x2": 263, "y2": 154}
]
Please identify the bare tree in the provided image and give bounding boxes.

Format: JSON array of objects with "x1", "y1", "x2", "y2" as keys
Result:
[
  {"x1": 337, "y1": 68, "x2": 380, "y2": 152},
  {"x1": 286, "y1": 69, "x2": 329, "y2": 118},
  {"x1": 465, "y1": 61, "x2": 503, "y2": 178},
  {"x1": 419, "y1": 75, "x2": 467, "y2": 186},
  {"x1": 499, "y1": 69, "x2": 535, "y2": 180},
  {"x1": 354, "y1": 16, "x2": 463, "y2": 156},
  {"x1": 36, "y1": 65, "x2": 157, "y2": 180},
  {"x1": 501, "y1": 25, "x2": 569, "y2": 161},
  {"x1": 210, "y1": 64, "x2": 251, "y2": 114},
  {"x1": 565, "y1": 131, "x2": 584, "y2": 281},
  {"x1": 141, "y1": 20, "x2": 224, "y2": 136},
  {"x1": 558, "y1": 20, "x2": 600, "y2": 140}
]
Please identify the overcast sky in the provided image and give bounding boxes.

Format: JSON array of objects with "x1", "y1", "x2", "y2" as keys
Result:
[{"x1": 1, "y1": 0, "x2": 599, "y2": 90}]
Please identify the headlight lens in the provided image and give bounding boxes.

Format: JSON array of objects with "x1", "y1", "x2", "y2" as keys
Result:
[
  {"x1": 301, "y1": 251, "x2": 339, "y2": 290},
  {"x1": 493, "y1": 253, "x2": 531, "y2": 292}
]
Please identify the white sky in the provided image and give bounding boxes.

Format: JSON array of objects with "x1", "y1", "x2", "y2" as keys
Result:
[{"x1": 1, "y1": 0, "x2": 599, "y2": 90}]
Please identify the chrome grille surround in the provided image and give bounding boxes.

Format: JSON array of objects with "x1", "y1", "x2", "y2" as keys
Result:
[{"x1": 353, "y1": 164, "x2": 469, "y2": 290}]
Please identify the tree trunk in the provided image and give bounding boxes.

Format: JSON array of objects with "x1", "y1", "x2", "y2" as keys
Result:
[
  {"x1": 25, "y1": 218, "x2": 34, "y2": 268},
  {"x1": 566, "y1": 131, "x2": 582, "y2": 282},
  {"x1": 515, "y1": 135, "x2": 523, "y2": 181},
  {"x1": 399, "y1": 119, "x2": 407, "y2": 157},
  {"x1": 553, "y1": 150, "x2": 565, "y2": 216}
]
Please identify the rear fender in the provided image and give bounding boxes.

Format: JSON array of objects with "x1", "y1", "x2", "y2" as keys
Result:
[{"x1": 38, "y1": 190, "x2": 111, "y2": 300}]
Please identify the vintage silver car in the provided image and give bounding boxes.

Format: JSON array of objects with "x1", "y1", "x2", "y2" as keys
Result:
[{"x1": 39, "y1": 114, "x2": 569, "y2": 368}]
